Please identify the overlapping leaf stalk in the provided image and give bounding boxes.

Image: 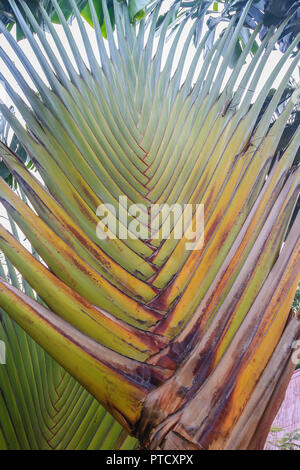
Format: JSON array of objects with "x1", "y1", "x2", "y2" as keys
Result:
[
  {"x1": 0, "y1": 214, "x2": 137, "y2": 449},
  {"x1": 0, "y1": 0, "x2": 299, "y2": 449}
]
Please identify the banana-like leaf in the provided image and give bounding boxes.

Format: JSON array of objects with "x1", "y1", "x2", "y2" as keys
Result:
[{"x1": 0, "y1": 0, "x2": 299, "y2": 450}]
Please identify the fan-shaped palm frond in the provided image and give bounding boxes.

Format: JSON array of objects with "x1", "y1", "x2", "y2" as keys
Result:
[
  {"x1": 0, "y1": 0, "x2": 299, "y2": 450},
  {"x1": 0, "y1": 211, "x2": 137, "y2": 449}
]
